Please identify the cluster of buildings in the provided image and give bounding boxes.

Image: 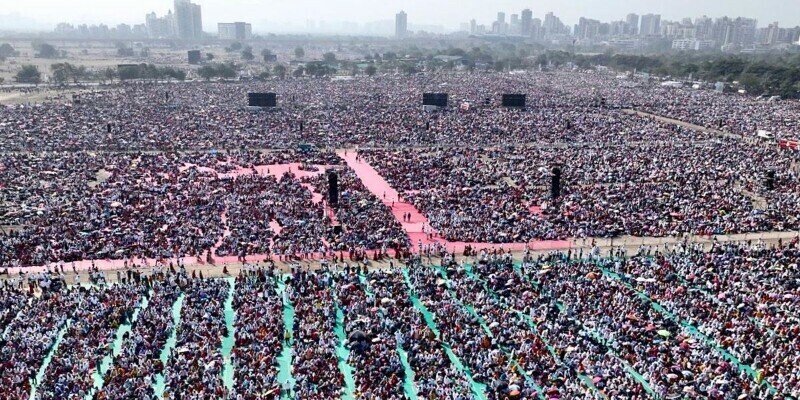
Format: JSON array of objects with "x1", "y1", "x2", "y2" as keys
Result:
[
  {"x1": 662, "y1": 17, "x2": 800, "y2": 52},
  {"x1": 52, "y1": 0, "x2": 252, "y2": 41},
  {"x1": 144, "y1": 0, "x2": 203, "y2": 40},
  {"x1": 146, "y1": 1, "x2": 252, "y2": 41},
  {"x1": 54, "y1": 22, "x2": 148, "y2": 39},
  {"x1": 466, "y1": 10, "x2": 569, "y2": 40},
  {"x1": 46, "y1": 3, "x2": 800, "y2": 52},
  {"x1": 466, "y1": 10, "x2": 800, "y2": 52}
]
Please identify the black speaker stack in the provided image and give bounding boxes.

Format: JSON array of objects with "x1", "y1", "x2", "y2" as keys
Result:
[
  {"x1": 422, "y1": 93, "x2": 448, "y2": 107},
  {"x1": 551, "y1": 167, "x2": 562, "y2": 200},
  {"x1": 328, "y1": 171, "x2": 339, "y2": 207},
  {"x1": 248, "y1": 93, "x2": 277, "y2": 108},
  {"x1": 501, "y1": 94, "x2": 526, "y2": 108},
  {"x1": 765, "y1": 170, "x2": 775, "y2": 191}
]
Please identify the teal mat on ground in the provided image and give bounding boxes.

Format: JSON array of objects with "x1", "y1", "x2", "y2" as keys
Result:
[
  {"x1": 401, "y1": 269, "x2": 487, "y2": 400},
  {"x1": 332, "y1": 294, "x2": 357, "y2": 399},
  {"x1": 358, "y1": 270, "x2": 419, "y2": 400},
  {"x1": 221, "y1": 277, "x2": 236, "y2": 390},
  {"x1": 86, "y1": 292, "x2": 151, "y2": 399},
  {"x1": 28, "y1": 320, "x2": 71, "y2": 399},
  {"x1": 275, "y1": 276, "x2": 296, "y2": 399},
  {"x1": 152, "y1": 292, "x2": 185, "y2": 397}
]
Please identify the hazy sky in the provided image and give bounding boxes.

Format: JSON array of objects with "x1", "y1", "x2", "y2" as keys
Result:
[{"x1": 3, "y1": 0, "x2": 798, "y2": 32}]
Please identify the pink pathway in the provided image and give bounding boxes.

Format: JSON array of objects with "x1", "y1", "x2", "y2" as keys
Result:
[
  {"x1": 338, "y1": 150, "x2": 570, "y2": 253},
  {"x1": 5, "y1": 157, "x2": 567, "y2": 274},
  {"x1": 6, "y1": 163, "x2": 343, "y2": 274}
]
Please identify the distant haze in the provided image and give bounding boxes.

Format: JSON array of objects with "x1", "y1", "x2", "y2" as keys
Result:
[{"x1": 1, "y1": 0, "x2": 797, "y2": 33}]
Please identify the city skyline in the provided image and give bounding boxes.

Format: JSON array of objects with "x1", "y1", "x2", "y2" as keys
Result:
[{"x1": 1, "y1": 0, "x2": 798, "y2": 34}]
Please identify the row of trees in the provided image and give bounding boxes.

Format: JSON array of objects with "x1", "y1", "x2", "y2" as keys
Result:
[
  {"x1": 556, "y1": 51, "x2": 800, "y2": 98},
  {"x1": 197, "y1": 62, "x2": 239, "y2": 80},
  {"x1": 12, "y1": 63, "x2": 186, "y2": 84},
  {"x1": 51, "y1": 63, "x2": 88, "y2": 83},
  {"x1": 117, "y1": 64, "x2": 186, "y2": 81}
]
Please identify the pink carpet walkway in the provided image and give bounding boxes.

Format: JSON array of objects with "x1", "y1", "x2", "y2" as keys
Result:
[
  {"x1": 5, "y1": 157, "x2": 570, "y2": 274},
  {"x1": 338, "y1": 149, "x2": 570, "y2": 253}
]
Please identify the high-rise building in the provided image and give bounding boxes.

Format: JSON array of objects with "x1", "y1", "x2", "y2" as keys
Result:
[
  {"x1": 639, "y1": 14, "x2": 661, "y2": 36},
  {"x1": 542, "y1": 12, "x2": 568, "y2": 36},
  {"x1": 395, "y1": 11, "x2": 407, "y2": 38},
  {"x1": 191, "y1": 3, "x2": 202, "y2": 37},
  {"x1": 521, "y1": 9, "x2": 533, "y2": 36},
  {"x1": 146, "y1": 10, "x2": 175, "y2": 38},
  {"x1": 610, "y1": 20, "x2": 627, "y2": 36},
  {"x1": 672, "y1": 38, "x2": 716, "y2": 51},
  {"x1": 218, "y1": 22, "x2": 252, "y2": 40},
  {"x1": 531, "y1": 18, "x2": 542, "y2": 39},
  {"x1": 116, "y1": 23, "x2": 132, "y2": 38},
  {"x1": 174, "y1": 0, "x2": 202, "y2": 40},
  {"x1": 493, "y1": 12, "x2": 508, "y2": 35},
  {"x1": 694, "y1": 16, "x2": 713, "y2": 39},
  {"x1": 575, "y1": 17, "x2": 602, "y2": 39},
  {"x1": 626, "y1": 13, "x2": 639, "y2": 35},
  {"x1": 470, "y1": 19, "x2": 477, "y2": 34}
]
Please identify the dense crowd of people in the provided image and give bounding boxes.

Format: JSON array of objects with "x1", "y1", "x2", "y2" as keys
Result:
[
  {"x1": 334, "y1": 269, "x2": 406, "y2": 398},
  {"x1": 0, "y1": 241, "x2": 796, "y2": 398},
  {"x1": 97, "y1": 279, "x2": 181, "y2": 399},
  {"x1": 360, "y1": 137, "x2": 799, "y2": 241},
  {"x1": 0, "y1": 149, "x2": 406, "y2": 267},
  {"x1": 36, "y1": 284, "x2": 143, "y2": 399},
  {"x1": 1, "y1": 70, "x2": 799, "y2": 399},
  {"x1": 2, "y1": 73, "x2": 798, "y2": 152},
  {"x1": 229, "y1": 267, "x2": 283, "y2": 398},
  {"x1": 161, "y1": 277, "x2": 229, "y2": 399},
  {"x1": 288, "y1": 269, "x2": 345, "y2": 399}
]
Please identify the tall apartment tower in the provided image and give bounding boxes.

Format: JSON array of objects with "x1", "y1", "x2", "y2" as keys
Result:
[
  {"x1": 521, "y1": 9, "x2": 533, "y2": 36},
  {"x1": 395, "y1": 11, "x2": 408, "y2": 38},
  {"x1": 626, "y1": 13, "x2": 639, "y2": 35},
  {"x1": 174, "y1": 0, "x2": 202, "y2": 40}
]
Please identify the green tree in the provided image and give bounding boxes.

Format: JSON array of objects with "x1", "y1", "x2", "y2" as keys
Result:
[
  {"x1": 294, "y1": 47, "x2": 305, "y2": 59},
  {"x1": 140, "y1": 47, "x2": 151, "y2": 57},
  {"x1": 102, "y1": 67, "x2": 117, "y2": 83},
  {"x1": 261, "y1": 48, "x2": 274, "y2": 62},
  {"x1": 15, "y1": 65, "x2": 42, "y2": 84},
  {"x1": 217, "y1": 63, "x2": 238, "y2": 79},
  {"x1": 323, "y1": 52, "x2": 336, "y2": 63},
  {"x1": 305, "y1": 62, "x2": 322, "y2": 77},
  {"x1": 292, "y1": 65, "x2": 305, "y2": 77},
  {"x1": 738, "y1": 73, "x2": 765, "y2": 95},
  {"x1": 117, "y1": 46, "x2": 135, "y2": 57},
  {"x1": 206, "y1": 52, "x2": 214, "y2": 61},
  {"x1": 229, "y1": 42, "x2": 243, "y2": 51},
  {"x1": 34, "y1": 42, "x2": 58, "y2": 58},
  {"x1": 0, "y1": 43, "x2": 15, "y2": 58},
  {"x1": 71, "y1": 65, "x2": 87, "y2": 82},
  {"x1": 365, "y1": 65, "x2": 377, "y2": 77},
  {"x1": 118, "y1": 65, "x2": 139, "y2": 80},
  {"x1": 198, "y1": 65, "x2": 217, "y2": 80},
  {"x1": 273, "y1": 64, "x2": 287, "y2": 79},
  {"x1": 241, "y1": 46, "x2": 255, "y2": 61},
  {"x1": 51, "y1": 63, "x2": 72, "y2": 84},
  {"x1": 0, "y1": 77, "x2": 4, "y2": 84}
]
